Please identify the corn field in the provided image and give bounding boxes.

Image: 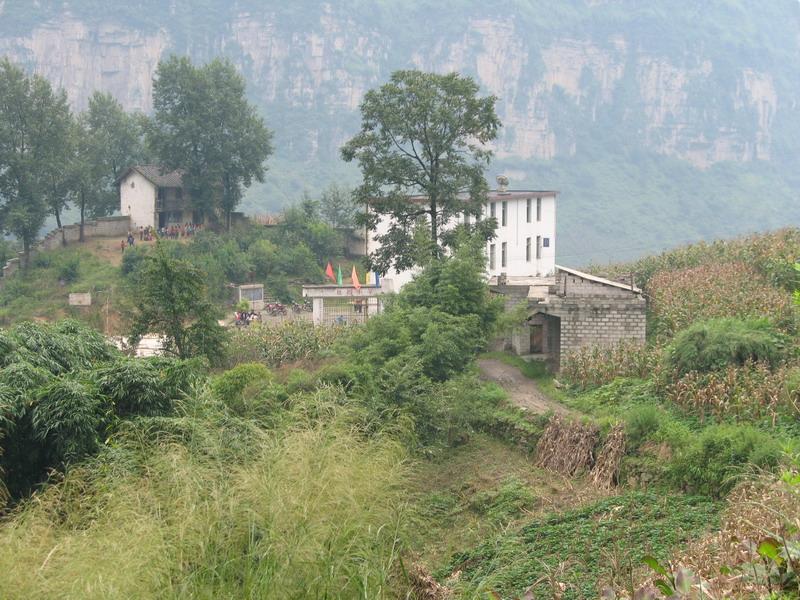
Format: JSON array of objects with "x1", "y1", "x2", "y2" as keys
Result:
[
  {"x1": 226, "y1": 320, "x2": 351, "y2": 367},
  {"x1": 559, "y1": 340, "x2": 662, "y2": 390}
]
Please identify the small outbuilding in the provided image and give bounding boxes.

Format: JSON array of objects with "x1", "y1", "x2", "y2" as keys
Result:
[
  {"x1": 491, "y1": 265, "x2": 646, "y2": 369},
  {"x1": 302, "y1": 281, "x2": 393, "y2": 326}
]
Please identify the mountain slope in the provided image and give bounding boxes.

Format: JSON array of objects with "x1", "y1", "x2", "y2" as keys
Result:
[{"x1": 0, "y1": 0, "x2": 799, "y2": 262}]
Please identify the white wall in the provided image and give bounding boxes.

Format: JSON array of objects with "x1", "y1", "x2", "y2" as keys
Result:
[
  {"x1": 120, "y1": 171, "x2": 156, "y2": 231},
  {"x1": 366, "y1": 192, "x2": 557, "y2": 289},
  {"x1": 485, "y1": 194, "x2": 556, "y2": 279}
]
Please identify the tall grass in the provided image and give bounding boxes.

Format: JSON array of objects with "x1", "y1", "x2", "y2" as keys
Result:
[{"x1": 0, "y1": 390, "x2": 410, "y2": 599}]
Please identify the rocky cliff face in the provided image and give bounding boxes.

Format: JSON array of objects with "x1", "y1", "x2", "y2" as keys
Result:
[{"x1": 0, "y1": 7, "x2": 789, "y2": 170}]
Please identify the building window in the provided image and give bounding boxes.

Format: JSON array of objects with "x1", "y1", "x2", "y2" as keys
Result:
[
  {"x1": 489, "y1": 244, "x2": 496, "y2": 270},
  {"x1": 536, "y1": 197, "x2": 542, "y2": 221},
  {"x1": 501, "y1": 201, "x2": 507, "y2": 226},
  {"x1": 536, "y1": 235, "x2": 542, "y2": 259},
  {"x1": 526, "y1": 198, "x2": 531, "y2": 223},
  {"x1": 490, "y1": 202, "x2": 496, "y2": 219},
  {"x1": 501, "y1": 242, "x2": 507, "y2": 267},
  {"x1": 543, "y1": 237, "x2": 550, "y2": 248},
  {"x1": 130, "y1": 181, "x2": 135, "y2": 188},
  {"x1": 526, "y1": 237, "x2": 531, "y2": 262}
]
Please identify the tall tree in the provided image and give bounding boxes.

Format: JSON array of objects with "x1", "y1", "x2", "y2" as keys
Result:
[
  {"x1": 341, "y1": 70, "x2": 500, "y2": 275},
  {"x1": 73, "y1": 92, "x2": 144, "y2": 241},
  {"x1": 129, "y1": 243, "x2": 225, "y2": 362},
  {"x1": 0, "y1": 60, "x2": 72, "y2": 265},
  {"x1": 319, "y1": 183, "x2": 358, "y2": 229},
  {"x1": 148, "y1": 57, "x2": 273, "y2": 230}
]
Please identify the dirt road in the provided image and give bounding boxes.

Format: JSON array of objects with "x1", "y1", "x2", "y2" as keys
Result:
[{"x1": 477, "y1": 358, "x2": 571, "y2": 415}]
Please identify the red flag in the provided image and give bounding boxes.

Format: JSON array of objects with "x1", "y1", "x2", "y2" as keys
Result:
[
  {"x1": 325, "y1": 261, "x2": 335, "y2": 281},
  {"x1": 351, "y1": 265, "x2": 361, "y2": 290}
]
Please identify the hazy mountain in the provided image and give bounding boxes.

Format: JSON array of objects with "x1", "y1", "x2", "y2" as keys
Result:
[{"x1": 1, "y1": 0, "x2": 799, "y2": 263}]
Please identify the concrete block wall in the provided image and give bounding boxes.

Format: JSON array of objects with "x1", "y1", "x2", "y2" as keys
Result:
[{"x1": 558, "y1": 298, "x2": 647, "y2": 354}]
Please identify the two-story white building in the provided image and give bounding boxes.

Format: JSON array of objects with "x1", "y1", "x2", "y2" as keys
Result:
[
  {"x1": 117, "y1": 165, "x2": 198, "y2": 231},
  {"x1": 365, "y1": 180, "x2": 558, "y2": 289}
]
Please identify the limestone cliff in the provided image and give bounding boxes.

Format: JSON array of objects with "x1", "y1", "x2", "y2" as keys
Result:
[{"x1": 0, "y1": 5, "x2": 791, "y2": 169}]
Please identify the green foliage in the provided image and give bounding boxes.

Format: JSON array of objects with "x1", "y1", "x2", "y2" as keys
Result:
[
  {"x1": 668, "y1": 424, "x2": 783, "y2": 498},
  {"x1": 446, "y1": 491, "x2": 720, "y2": 599},
  {"x1": 56, "y1": 255, "x2": 80, "y2": 283},
  {"x1": 129, "y1": 244, "x2": 226, "y2": 362},
  {"x1": 226, "y1": 320, "x2": 347, "y2": 367},
  {"x1": 0, "y1": 394, "x2": 409, "y2": 598},
  {"x1": 342, "y1": 70, "x2": 500, "y2": 273},
  {"x1": 666, "y1": 318, "x2": 787, "y2": 377},
  {"x1": 469, "y1": 476, "x2": 536, "y2": 524},
  {"x1": 148, "y1": 56, "x2": 273, "y2": 228},
  {"x1": 93, "y1": 359, "x2": 172, "y2": 417},
  {"x1": 211, "y1": 362, "x2": 285, "y2": 417},
  {"x1": 31, "y1": 378, "x2": 104, "y2": 464},
  {"x1": 0, "y1": 59, "x2": 72, "y2": 263}
]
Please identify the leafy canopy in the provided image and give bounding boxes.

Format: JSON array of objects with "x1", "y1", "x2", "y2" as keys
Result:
[
  {"x1": 342, "y1": 70, "x2": 500, "y2": 274},
  {"x1": 129, "y1": 243, "x2": 226, "y2": 362},
  {"x1": 148, "y1": 56, "x2": 273, "y2": 229},
  {"x1": 0, "y1": 59, "x2": 72, "y2": 262}
]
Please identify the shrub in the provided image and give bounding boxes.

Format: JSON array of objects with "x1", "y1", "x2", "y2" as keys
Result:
[
  {"x1": 667, "y1": 424, "x2": 783, "y2": 498},
  {"x1": 56, "y1": 256, "x2": 80, "y2": 283},
  {"x1": 624, "y1": 404, "x2": 664, "y2": 450},
  {"x1": 31, "y1": 378, "x2": 104, "y2": 464},
  {"x1": 211, "y1": 363, "x2": 285, "y2": 417},
  {"x1": 666, "y1": 318, "x2": 787, "y2": 377},
  {"x1": 93, "y1": 359, "x2": 173, "y2": 417}
]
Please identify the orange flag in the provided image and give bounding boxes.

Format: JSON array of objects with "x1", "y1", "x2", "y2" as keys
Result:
[
  {"x1": 351, "y1": 265, "x2": 361, "y2": 289},
  {"x1": 325, "y1": 261, "x2": 335, "y2": 281}
]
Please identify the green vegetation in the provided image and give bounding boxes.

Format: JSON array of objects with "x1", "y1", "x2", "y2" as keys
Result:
[
  {"x1": 445, "y1": 491, "x2": 720, "y2": 598},
  {"x1": 343, "y1": 70, "x2": 500, "y2": 272}
]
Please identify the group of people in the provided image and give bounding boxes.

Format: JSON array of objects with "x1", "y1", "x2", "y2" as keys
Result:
[
  {"x1": 120, "y1": 223, "x2": 204, "y2": 252},
  {"x1": 234, "y1": 310, "x2": 261, "y2": 326},
  {"x1": 160, "y1": 223, "x2": 202, "y2": 239}
]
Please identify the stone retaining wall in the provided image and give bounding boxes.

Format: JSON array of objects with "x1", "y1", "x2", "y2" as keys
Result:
[{"x1": 1, "y1": 215, "x2": 131, "y2": 286}]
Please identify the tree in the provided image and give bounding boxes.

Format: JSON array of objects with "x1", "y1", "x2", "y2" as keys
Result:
[
  {"x1": 129, "y1": 244, "x2": 225, "y2": 362},
  {"x1": 319, "y1": 183, "x2": 358, "y2": 229},
  {"x1": 72, "y1": 92, "x2": 145, "y2": 241},
  {"x1": 0, "y1": 60, "x2": 72, "y2": 265},
  {"x1": 341, "y1": 70, "x2": 500, "y2": 275},
  {"x1": 148, "y1": 57, "x2": 273, "y2": 230}
]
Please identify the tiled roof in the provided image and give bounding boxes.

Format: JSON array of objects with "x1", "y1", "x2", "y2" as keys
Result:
[{"x1": 118, "y1": 165, "x2": 185, "y2": 188}]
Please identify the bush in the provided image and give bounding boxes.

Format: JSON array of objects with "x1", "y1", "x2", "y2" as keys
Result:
[
  {"x1": 211, "y1": 363, "x2": 285, "y2": 417},
  {"x1": 93, "y1": 359, "x2": 173, "y2": 417},
  {"x1": 666, "y1": 318, "x2": 787, "y2": 377},
  {"x1": 56, "y1": 256, "x2": 80, "y2": 283},
  {"x1": 624, "y1": 404, "x2": 664, "y2": 451},
  {"x1": 31, "y1": 378, "x2": 104, "y2": 464},
  {"x1": 667, "y1": 424, "x2": 783, "y2": 497}
]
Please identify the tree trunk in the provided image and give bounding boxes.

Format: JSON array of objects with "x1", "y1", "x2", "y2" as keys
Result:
[
  {"x1": 79, "y1": 191, "x2": 86, "y2": 243},
  {"x1": 429, "y1": 197, "x2": 439, "y2": 259},
  {"x1": 54, "y1": 209, "x2": 66, "y2": 246},
  {"x1": 22, "y1": 237, "x2": 30, "y2": 269}
]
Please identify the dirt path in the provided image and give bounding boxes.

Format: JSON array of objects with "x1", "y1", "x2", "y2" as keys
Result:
[{"x1": 478, "y1": 358, "x2": 571, "y2": 415}]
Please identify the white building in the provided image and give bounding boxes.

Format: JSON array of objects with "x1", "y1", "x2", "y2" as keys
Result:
[
  {"x1": 117, "y1": 165, "x2": 197, "y2": 231},
  {"x1": 366, "y1": 184, "x2": 558, "y2": 289}
]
